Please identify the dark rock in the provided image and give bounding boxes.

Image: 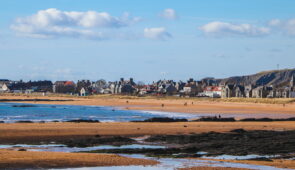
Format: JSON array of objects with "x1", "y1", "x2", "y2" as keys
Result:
[
  {"x1": 64, "y1": 136, "x2": 135, "y2": 147},
  {"x1": 12, "y1": 105, "x2": 37, "y2": 108},
  {"x1": 194, "y1": 116, "x2": 236, "y2": 122},
  {"x1": 240, "y1": 117, "x2": 295, "y2": 122},
  {"x1": 15, "y1": 120, "x2": 34, "y2": 123},
  {"x1": 230, "y1": 129, "x2": 247, "y2": 133},
  {"x1": 132, "y1": 117, "x2": 188, "y2": 122},
  {"x1": 144, "y1": 130, "x2": 295, "y2": 156},
  {"x1": 65, "y1": 119, "x2": 100, "y2": 123}
]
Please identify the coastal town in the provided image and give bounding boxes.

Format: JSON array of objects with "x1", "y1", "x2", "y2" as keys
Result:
[{"x1": 1, "y1": 74, "x2": 295, "y2": 98}]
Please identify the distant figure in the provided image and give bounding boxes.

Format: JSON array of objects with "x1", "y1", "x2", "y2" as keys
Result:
[
  {"x1": 218, "y1": 115, "x2": 221, "y2": 119},
  {"x1": 161, "y1": 104, "x2": 165, "y2": 107},
  {"x1": 184, "y1": 102, "x2": 187, "y2": 106},
  {"x1": 283, "y1": 104, "x2": 286, "y2": 107},
  {"x1": 126, "y1": 100, "x2": 129, "y2": 104},
  {"x1": 191, "y1": 102, "x2": 194, "y2": 105}
]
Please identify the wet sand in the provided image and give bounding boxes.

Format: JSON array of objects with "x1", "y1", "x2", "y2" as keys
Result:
[
  {"x1": 198, "y1": 158, "x2": 295, "y2": 169},
  {"x1": 0, "y1": 149, "x2": 158, "y2": 169},
  {"x1": 179, "y1": 167, "x2": 251, "y2": 170},
  {"x1": 0, "y1": 95, "x2": 295, "y2": 118},
  {"x1": 1, "y1": 122, "x2": 295, "y2": 143}
]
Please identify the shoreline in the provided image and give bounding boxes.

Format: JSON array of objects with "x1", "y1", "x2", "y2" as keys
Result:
[
  {"x1": 1, "y1": 95, "x2": 295, "y2": 169},
  {"x1": 0, "y1": 95, "x2": 295, "y2": 118}
]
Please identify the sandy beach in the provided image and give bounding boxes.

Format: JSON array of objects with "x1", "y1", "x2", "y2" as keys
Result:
[
  {"x1": 1, "y1": 95, "x2": 295, "y2": 169},
  {"x1": 1, "y1": 121, "x2": 295, "y2": 143},
  {"x1": 1, "y1": 122, "x2": 295, "y2": 169},
  {"x1": 0, "y1": 149, "x2": 158, "y2": 169},
  {"x1": 1, "y1": 95, "x2": 295, "y2": 118}
]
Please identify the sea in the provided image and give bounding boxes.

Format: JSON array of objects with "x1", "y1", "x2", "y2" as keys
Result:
[{"x1": 0, "y1": 102, "x2": 197, "y2": 123}]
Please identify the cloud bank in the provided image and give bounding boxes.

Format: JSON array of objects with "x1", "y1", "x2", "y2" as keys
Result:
[
  {"x1": 199, "y1": 21, "x2": 270, "y2": 37},
  {"x1": 268, "y1": 18, "x2": 295, "y2": 36},
  {"x1": 11, "y1": 8, "x2": 140, "y2": 39},
  {"x1": 160, "y1": 9, "x2": 177, "y2": 20},
  {"x1": 144, "y1": 27, "x2": 172, "y2": 40}
]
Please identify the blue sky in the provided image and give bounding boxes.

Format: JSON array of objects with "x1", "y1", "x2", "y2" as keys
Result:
[{"x1": 0, "y1": 0, "x2": 295, "y2": 83}]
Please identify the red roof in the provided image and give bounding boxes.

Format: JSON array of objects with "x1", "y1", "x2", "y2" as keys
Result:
[
  {"x1": 64, "y1": 81, "x2": 75, "y2": 86},
  {"x1": 204, "y1": 86, "x2": 222, "y2": 92}
]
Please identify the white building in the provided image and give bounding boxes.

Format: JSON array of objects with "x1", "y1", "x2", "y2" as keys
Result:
[
  {"x1": 0, "y1": 83, "x2": 9, "y2": 92},
  {"x1": 203, "y1": 86, "x2": 222, "y2": 98}
]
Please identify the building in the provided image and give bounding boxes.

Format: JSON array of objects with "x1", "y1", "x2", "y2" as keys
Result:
[
  {"x1": 80, "y1": 87, "x2": 89, "y2": 96},
  {"x1": 53, "y1": 81, "x2": 76, "y2": 94},
  {"x1": 203, "y1": 86, "x2": 222, "y2": 98},
  {"x1": 109, "y1": 78, "x2": 136, "y2": 94},
  {"x1": 221, "y1": 84, "x2": 235, "y2": 98},
  {"x1": 234, "y1": 85, "x2": 245, "y2": 97},
  {"x1": 252, "y1": 86, "x2": 273, "y2": 98},
  {"x1": 0, "y1": 83, "x2": 9, "y2": 93},
  {"x1": 245, "y1": 85, "x2": 254, "y2": 98}
]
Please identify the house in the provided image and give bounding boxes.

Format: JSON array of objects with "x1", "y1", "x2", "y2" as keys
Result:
[
  {"x1": 0, "y1": 83, "x2": 9, "y2": 92},
  {"x1": 252, "y1": 86, "x2": 273, "y2": 98},
  {"x1": 183, "y1": 83, "x2": 197, "y2": 95},
  {"x1": 7, "y1": 82, "x2": 28, "y2": 93},
  {"x1": 175, "y1": 81, "x2": 185, "y2": 92},
  {"x1": 245, "y1": 85, "x2": 254, "y2": 98},
  {"x1": 92, "y1": 79, "x2": 108, "y2": 94},
  {"x1": 203, "y1": 86, "x2": 222, "y2": 98},
  {"x1": 137, "y1": 85, "x2": 157, "y2": 95},
  {"x1": 109, "y1": 78, "x2": 136, "y2": 94},
  {"x1": 182, "y1": 79, "x2": 200, "y2": 96},
  {"x1": 165, "y1": 84, "x2": 178, "y2": 95},
  {"x1": 27, "y1": 80, "x2": 53, "y2": 92},
  {"x1": 234, "y1": 85, "x2": 245, "y2": 97},
  {"x1": 221, "y1": 84, "x2": 235, "y2": 98},
  {"x1": 76, "y1": 80, "x2": 92, "y2": 94},
  {"x1": 154, "y1": 80, "x2": 178, "y2": 95},
  {"x1": 53, "y1": 81, "x2": 76, "y2": 94},
  {"x1": 80, "y1": 87, "x2": 89, "y2": 96}
]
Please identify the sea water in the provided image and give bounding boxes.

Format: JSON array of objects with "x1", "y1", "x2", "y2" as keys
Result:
[{"x1": 0, "y1": 103, "x2": 197, "y2": 123}]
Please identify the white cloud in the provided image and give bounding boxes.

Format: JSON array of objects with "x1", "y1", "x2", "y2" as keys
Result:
[
  {"x1": 268, "y1": 18, "x2": 295, "y2": 36},
  {"x1": 144, "y1": 27, "x2": 172, "y2": 40},
  {"x1": 160, "y1": 9, "x2": 177, "y2": 20},
  {"x1": 199, "y1": 21, "x2": 270, "y2": 37},
  {"x1": 11, "y1": 8, "x2": 140, "y2": 39},
  {"x1": 268, "y1": 19, "x2": 281, "y2": 27}
]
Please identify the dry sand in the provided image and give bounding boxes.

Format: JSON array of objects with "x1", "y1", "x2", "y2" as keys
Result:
[
  {"x1": 1, "y1": 95, "x2": 295, "y2": 118},
  {"x1": 0, "y1": 149, "x2": 158, "y2": 169}
]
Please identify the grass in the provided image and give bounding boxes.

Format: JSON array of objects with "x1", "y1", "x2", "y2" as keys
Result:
[
  {"x1": 218, "y1": 97, "x2": 295, "y2": 104},
  {"x1": 1, "y1": 93, "x2": 295, "y2": 104},
  {"x1": 89, "y1": 94, "x2": 295, "y2": 104}
]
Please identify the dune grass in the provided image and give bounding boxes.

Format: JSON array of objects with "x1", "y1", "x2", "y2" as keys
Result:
[{"x1": 1, "y1": 93, "x2": 295, "y2": 104}]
